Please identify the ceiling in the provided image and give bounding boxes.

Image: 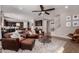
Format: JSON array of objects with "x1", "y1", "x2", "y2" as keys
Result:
[{"x1": 0, "y1": 5, "x2": 79, "y2": 22}]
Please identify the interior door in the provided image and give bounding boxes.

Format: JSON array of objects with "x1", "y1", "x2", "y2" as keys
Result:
[{"x1": 47, "y1": 20, "x2": 54, "y2": 34}]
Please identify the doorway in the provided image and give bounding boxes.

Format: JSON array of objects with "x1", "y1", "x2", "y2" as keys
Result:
[{"x1": 47, "y1": 20, "x2": 54, "y2": 35}]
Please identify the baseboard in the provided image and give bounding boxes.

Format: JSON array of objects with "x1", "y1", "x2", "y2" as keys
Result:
[{"x1": 52, "y1": 34, "x2": 71, "y2": 40}]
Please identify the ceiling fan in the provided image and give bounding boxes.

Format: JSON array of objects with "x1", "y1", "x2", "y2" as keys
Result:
[{"x1": 32, "y1": 5, "x2": 55, "y2": 15}]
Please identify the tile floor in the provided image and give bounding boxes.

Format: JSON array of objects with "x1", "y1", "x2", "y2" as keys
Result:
[{"x1": 0, "y1": 37, "x2": 79, "y2": 53}]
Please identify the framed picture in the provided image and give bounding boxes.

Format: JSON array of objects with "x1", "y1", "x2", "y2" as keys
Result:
[
  {"x1": 66, "y1": 22, "x2": 72, "y2": 27},
  {"x1": 73, "y1": 21, "x2": 79, "y2": 27},
  {"x1": 66, "y1": 16, "x2": 71, "y2": 21},
  {"x1": 73, "y1": 15, "x2": 79, "y2": 20}
]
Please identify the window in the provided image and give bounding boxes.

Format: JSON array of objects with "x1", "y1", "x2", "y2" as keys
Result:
[{"x1": 35, "y1": 20, "x2": 42, "y2": 26}]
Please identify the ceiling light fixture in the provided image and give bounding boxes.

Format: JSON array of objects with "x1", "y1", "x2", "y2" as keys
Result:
[
  {"x1": 65, "y1": 6, "x2": 68, "y2": 8},
  {"x1": 41, "y1": 11, "x2": 44, "y2": 14}
]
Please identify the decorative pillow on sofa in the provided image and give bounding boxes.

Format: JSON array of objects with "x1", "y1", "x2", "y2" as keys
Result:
[{"x1": 11, "y1": 30, "x2": 21, "y2": 39}]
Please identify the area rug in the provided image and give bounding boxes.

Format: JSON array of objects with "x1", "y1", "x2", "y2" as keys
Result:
[{"x1": 1, "y1": 38, "x2": 67, "y2": 53}]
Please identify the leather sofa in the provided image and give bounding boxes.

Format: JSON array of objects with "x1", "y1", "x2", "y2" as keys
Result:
[
  {"x1": 21, "y1": 33, "x2": 39, "y2": 39},
  {"x1": 3, "y1": 33, "x2": 12, "y2": 38},
  {"x1": 2, "y1": 38, "x2": 20, "y2": 51},
  {"x1": 68, "y1": 29, "x2": 79, "y2": 42},
  {"x1": 2, "y1": 30, "x2": 36, "y2": 51},
  {"x1": 2, "y1": 38, "x2": 35, "y2": 51},
  {"x1": 72, "y1": 29, "x2": 79, "y2": 42}
]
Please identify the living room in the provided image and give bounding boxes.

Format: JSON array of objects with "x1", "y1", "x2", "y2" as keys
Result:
[{"x1": 0, "y1": 5, "x2": 79, "y2": 53}]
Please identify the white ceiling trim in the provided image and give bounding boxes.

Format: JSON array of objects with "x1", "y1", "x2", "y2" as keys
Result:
[{"x1": 4, "y1": 12, "x2": 33, "y2": 22}]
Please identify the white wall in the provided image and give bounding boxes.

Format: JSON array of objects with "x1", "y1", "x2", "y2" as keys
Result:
[
  {"x1": 43, "y1": 20, "x2": 47, "y2": 33},
  {"x1": 50, "y1": 8, "x2": 79, "y2": 38}
]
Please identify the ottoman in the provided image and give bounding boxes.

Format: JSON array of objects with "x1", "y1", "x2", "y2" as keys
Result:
[{"x1": 20, "y1": 39, "x2": 35, "y2": 50}]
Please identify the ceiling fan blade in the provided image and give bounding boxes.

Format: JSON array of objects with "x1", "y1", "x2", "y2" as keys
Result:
[
  {"x1": 38, "y1": 13, "x2": 42, "y2": 16},
  {"x1": 40, "y1": 5, "x2": 44, "y2": 11},
  {"x1": 45, "y1": 8, "x2": 55, "y2": 11},
  {"x1": 32, "y1": 11, "x2": 41, "y2": 12},
  {"x1": 45, "y1": 11, "x2": 50, "y2": 15}
]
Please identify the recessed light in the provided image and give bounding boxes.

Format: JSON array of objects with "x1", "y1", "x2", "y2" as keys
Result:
[
  {"x1": 19, "y1": 7, "x2": 23, "y2": 10},
  {"x1": 65, "y1": 6, "x2": 68, "y2": 8}
]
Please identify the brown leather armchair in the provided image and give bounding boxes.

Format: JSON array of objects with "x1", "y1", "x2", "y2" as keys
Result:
[
  {"x1": 68, "y1": 29, "x2": 79, "y2": 42},
  {"x1": 2, "y1": 38, "x2": 20, "y2": 51},
  {"x1": 72, "y1": 29, "x2": 79, "y2": 42}
]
